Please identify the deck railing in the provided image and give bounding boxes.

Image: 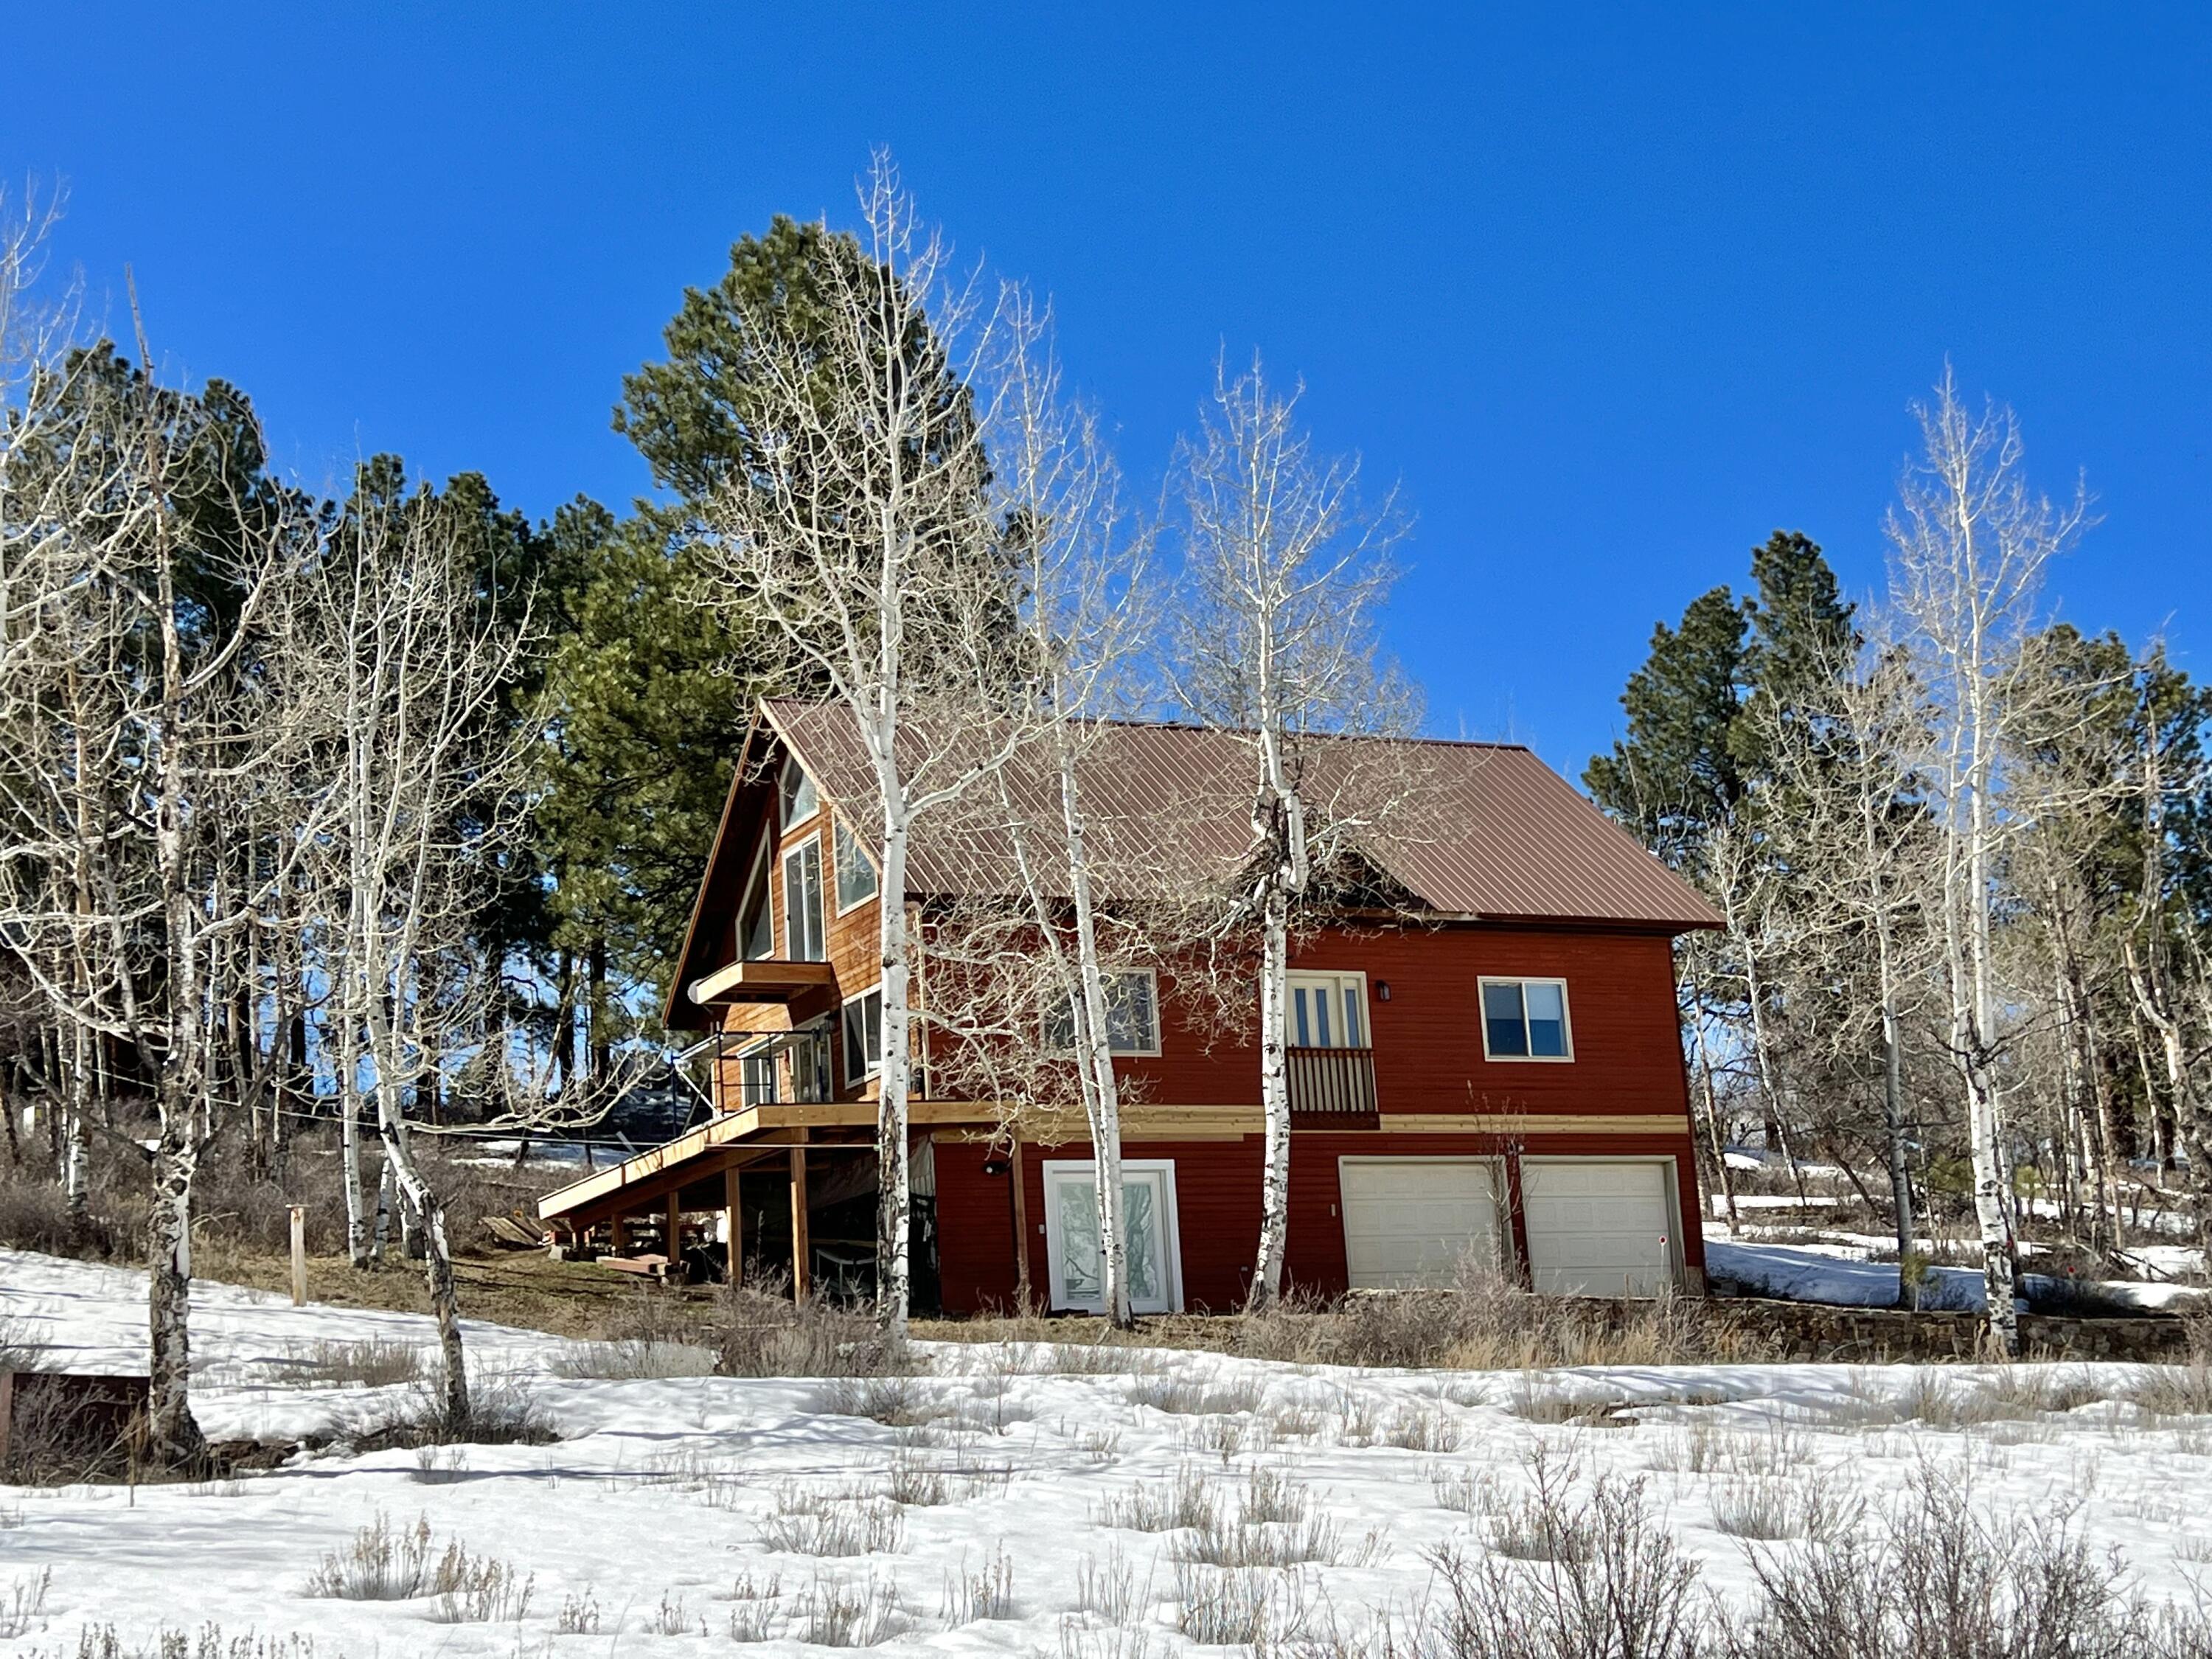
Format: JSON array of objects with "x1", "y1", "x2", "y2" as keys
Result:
[{"x1": 1287, "y1": 1046, "x2": 1380, "y2": 1119}]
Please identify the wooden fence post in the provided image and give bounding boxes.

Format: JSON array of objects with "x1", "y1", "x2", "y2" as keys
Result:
[{"x1": 288, "y1": 1205, "x2": 307, "y2": 1307}]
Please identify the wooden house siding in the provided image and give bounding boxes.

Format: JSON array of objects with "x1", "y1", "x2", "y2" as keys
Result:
[
  {"x1": 1108, "y1": 922, "x2": 1691, "y2": 1123},
  {"x1": 932, "y1": 1124, "x2": 1703, "y2": 1316}
]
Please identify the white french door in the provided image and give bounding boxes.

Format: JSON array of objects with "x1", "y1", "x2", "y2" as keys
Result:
[{"x1": 1040, "y1": 1161, "x2": 1183, "y2": 1315}]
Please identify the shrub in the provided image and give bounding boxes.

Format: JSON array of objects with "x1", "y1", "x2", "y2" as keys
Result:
[
  {"x1": 352, "y1": 1371, "x2": 557, "y2": 1450},
  {"x1": 291, "y1": 1338, "x2": 423, "y2": 1388},
  {"x1": 757, "y1": 1486, "x2": 906, "y2": 1557},
  {"x1": 714, "y1": 1280, "x2": 911, "y2": 1379}
]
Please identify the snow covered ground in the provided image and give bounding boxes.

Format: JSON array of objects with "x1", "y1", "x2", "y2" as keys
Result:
[
  {"x1": 1708, "y1": 1230, "x2": 2210, "y2": 1312},
  {"x1": 5, "y1": 1248, "x2": 2212, "y2": 1652}
]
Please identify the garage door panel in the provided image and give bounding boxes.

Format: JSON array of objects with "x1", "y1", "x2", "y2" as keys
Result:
[
  {"x1": 1523, "y1": 1160, "x2": 1674, "y2": 1297},
  {"x1": 1340, "y1": 1160, "x2": 1498, "y2": 1290}
]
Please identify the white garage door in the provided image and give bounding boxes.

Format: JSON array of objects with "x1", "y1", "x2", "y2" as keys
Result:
[
  {"x1": 1339, "y1": 1159, "x2": 1499, "y2": 1290},
  {"x1": 1523, "y1": 1161, "x2": 1676, "y2": 1296}
]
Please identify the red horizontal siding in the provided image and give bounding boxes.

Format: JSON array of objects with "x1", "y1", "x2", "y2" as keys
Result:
[
  {"x1": 1117, "y1": 923, "x2": 1694, "y2": 1123},
  {"x1": 932, "y1": 1126, "x2": 1703, "y2": 1316}
]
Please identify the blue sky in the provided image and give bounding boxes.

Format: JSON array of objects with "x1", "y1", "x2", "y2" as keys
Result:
[{"x1": 6, "y1": 5, "x2": 2206, "y2": 779}]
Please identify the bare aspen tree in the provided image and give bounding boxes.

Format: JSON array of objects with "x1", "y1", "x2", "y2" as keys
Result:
[
  {"x1": 1886, "y1": 367, "x2": 2089, "y2": 1354},
  {"x1": 932, "y1": 291, "x2": 1154, "y2": 1326},
  {"x1": 1, "y1": 296, "x2": 324, "y2": 1461},
  {"x1": 690, "y1": 155, "x2": 1024, "y2": 1338},
  {"x1": 296, "y1": 483, "x2": 541, "y2": 1430},
  {"x1": 1165, "y1": 359, "x2": 1411, "y2": 1312},
  {"x1": 1753, "y1": 633, "x2": 1936, "y2": 1298}
]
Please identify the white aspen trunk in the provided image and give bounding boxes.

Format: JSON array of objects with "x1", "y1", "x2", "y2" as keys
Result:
[
  {"x1": 1060, "y1": 737, "x2": 1132, "y2": 1328},
  {"x1": 378, "y1": 1108, "x2": 468, "y2": 1427},
  {"x1": 1961, "y1": 749, "x2": 2020, "y2": 1354},
  {"x1": 874, "y1": 793, "x2": 914, "y2": 1339},
  {"x1": 339, "y1": 1029, "x2": 369, "y2": 1269},
  {"x1": 147, "y1": 557, "x2": 209, "y2": 1464},
  {"x1": 1690, "y1": 1012, "x2": 1739, "y2": 1236},
  {"x1": 1248, "y1": 886, "x2": 1293, "y2": 1311},
  {"x1": 371, "y1": 1158, "x2": 394, "y2": 1264},
  {"x1": 146, "y1": 1133, "x2": 204, "y2": 1466}
]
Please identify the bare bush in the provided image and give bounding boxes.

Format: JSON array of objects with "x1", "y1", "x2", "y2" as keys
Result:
[
  {"x1": 757, "y1": 1486, "x2": 907, "y2": 1557},
  {"x1": 1425, "y1": 1470, "x2": 1702, "y2": 1658},
  {"x1": 1717, "y1": 1467, "x2": 2157, "y2": 1659},
  {"x1": 353, "y1": 1372, "x2": 556, "y2": 1448},
  {"x1": 714, "y1": 1281, "x2": 912, "y2": 1379},
  {"x1": 1094, "y1": 1464, "x2": 1219, "y2": 1533},
  {"x1": 794, "y1": 1571, "x2": 902, "y2": 1647},
  {"x1": 291, "y1": 1338, "x2": 423, "y2": 1388}
]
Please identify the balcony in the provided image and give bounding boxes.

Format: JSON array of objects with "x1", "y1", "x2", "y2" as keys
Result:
[
  {"x1": 1287, "y1": 1046, "x2": 1379, "y2": 1124},
  {"x1": 686, "y1": 958, "x2": 838, "y2": 1006}
]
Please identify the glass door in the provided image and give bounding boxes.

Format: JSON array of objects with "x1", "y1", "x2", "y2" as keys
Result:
[{"x1": 1042, "y1": 1164, "x2": 1178, "y2": 1315}]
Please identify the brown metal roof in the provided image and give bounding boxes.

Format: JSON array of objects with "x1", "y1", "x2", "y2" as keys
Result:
[{"x1": 759, "y1": 700, "x2": 1722, "y2": 933}]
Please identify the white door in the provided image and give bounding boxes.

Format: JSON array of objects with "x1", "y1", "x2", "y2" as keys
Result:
[
  {"x1": 1339, "y1": 1159, "x2": 1500, "y2": 1290},
  {"x1": 1523, "y1": 1161, "x2": 1676, "y2": 1296},
  {"x1": 1041, "y1": 1162, "x2": 1181, "y2": 1314}
]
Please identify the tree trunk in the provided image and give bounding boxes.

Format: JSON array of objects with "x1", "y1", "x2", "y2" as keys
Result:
[
  {"x1": 1691, "y1": 1011, "x2": 1739, "y2": 1236},
  {"x1": 1060, "y1": 740, "x2": 1133, "y2": 1329},
  {"x1": 378, "y1": 1113, "x2": 467, "y2": 1429},
  {"x1": 1246, "y1": 886, "x2": 1293, "y2": 1312},
  {"x1": 145, "y1": 1135, "x2": 207, "y2": 1467},
  {"x1": 874, "y1": 801, "x2": 914, "y2": 1340}
]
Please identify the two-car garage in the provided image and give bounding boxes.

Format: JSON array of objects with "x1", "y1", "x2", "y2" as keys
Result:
[{"x1": 1338, "y1": 1156, "x2": 1682, "y2": 1296}]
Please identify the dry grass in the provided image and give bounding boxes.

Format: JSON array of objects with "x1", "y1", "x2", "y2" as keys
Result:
[
  {"x1": 1094, "y1": 1464, "x2": 1219, "y2": 1533},
  {"x1": 302, "y1": 1511, "x2": 526, "y2": 1618},
  {"x1": 757, "y1": 1484, "x2": 907, "y2": 1557},
  {"x1": 289, "y1": 1338, "x2": 425, "y2": 1388}
]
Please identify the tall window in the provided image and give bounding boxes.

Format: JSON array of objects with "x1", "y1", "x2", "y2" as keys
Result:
[
  {"x1": 782, "y1": 838, "x2": 825, "y2": 961},
  {"x1": 779, "y1": 756, "x2": 818, "y2": 830},
  {"x1": 1287, "y1": 972, "x2": 1367, "y2": 1048},
  {"x1": 1481, "y1": 978, "x2": 1572, "y2": 1060},
  {"x1": 788, "y1": 1023, "x2": 832, "y2": 1103},
  {"x1": 737, "y1": 841, "x2": 773, "y2": 961},
  {"x1": 833, "y1": 818, "x2": 879, "y2": 910},
  {"x1": 843, "y1": 989, "x2": 883, "y2": 1084},
  {"x1": 1045, "y1": 970, "x2": 1161, "y2": 1057}
]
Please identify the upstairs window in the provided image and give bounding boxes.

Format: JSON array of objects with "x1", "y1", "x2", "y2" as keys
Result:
[
  {"x1": 782, "y1": 838, "x2": 826, "y2": 961},
  {"x1": 1287, "y1": 972, "x2": 1367, "y2": 1049},
  {"x1": 843, "y1": 989, "x2": 883, "y2": 1085},
  {"x1": 779, "y1": 756, "x2": 819, "y2": 831},
  {"x1": 1481, "y1": 978, "x2": 1572, "y2": 1060},
  {"x1": 833, "y1": 817, "x2": 880, "y2": 911},
  {"x1": 737, "y1": 841, "x2": 773, "y2": 961},
  {"x1": 1044, "y1": 969, "x2": 1161, "y2": 1057}
]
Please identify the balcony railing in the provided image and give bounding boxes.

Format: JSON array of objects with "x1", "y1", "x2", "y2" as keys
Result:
[{"x1": 1287, "y1": 1046, "x2": 1379, "y2": 1120}]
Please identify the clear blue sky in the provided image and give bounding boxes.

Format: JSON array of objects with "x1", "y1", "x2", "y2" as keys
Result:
[{"x1": 7, "y1": 5, "x2": 2206, "y2": 779}]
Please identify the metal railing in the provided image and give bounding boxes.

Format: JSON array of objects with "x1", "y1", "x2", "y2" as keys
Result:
[{"x1": 1287, "y1": 1046, "x2": 1379, "y2": 1118}]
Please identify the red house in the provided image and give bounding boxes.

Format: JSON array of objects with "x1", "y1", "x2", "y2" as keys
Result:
[{"x1": 538, "y1": 702, "x2": 1723, "y2": 1315}]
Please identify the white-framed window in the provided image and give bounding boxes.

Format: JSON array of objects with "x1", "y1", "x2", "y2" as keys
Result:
[
  {"x1": 1287, "y1": 971, "x2": 1368, "y2": 1049},
  {"x1": 782, "y1": 836, "x2": 826, "y2": 961},
  {"x1": 833, "y1": 817, "x2": 879, "y2": 911},
  {"x1": 1039, "y1": 1159, "x2": 1184, "y2": 1315},
  {"x1": 1480, "y1": 977, "x2": 1572, "y2": 1060},
  {"x1": 737, "y1": 838, "x2": 774, "y2": 961},
  {"x1": 1043, "y1": 969, "x2": 1161, "y2": 1057},
  {"x1": 779, "y1": 755, "x2": 819, "y2": 831},
  {"x1": 842, "y1": 988, "x2": 883, "y2": 1085},
  {"x1": 740, "y1": 1049, "x2": 779, "y2": 1107},
  {"x1": 788, "y1": 1022, "x2": 833, "y2": 1104}
]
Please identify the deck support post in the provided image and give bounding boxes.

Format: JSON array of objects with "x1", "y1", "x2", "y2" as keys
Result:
[
  {"x1": 1009, "y1": 1138, "x2": 1032, "y2": 1310},
  {"x1": 789, "y1": 1144, "x2": 810, "y2": 1301},
  {"x1": 665, "y1": 1192, "x2": 682, "y2": 1282},
  {"x1": 724, "y1": 1165, "x2": 743, "y2": 1287}
]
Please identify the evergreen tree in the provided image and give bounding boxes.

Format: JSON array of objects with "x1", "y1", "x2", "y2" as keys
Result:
[
  {"x1": 533, "y1": 213, "x2": 990, "y2": 1019},
  {"x1": 1585, "y1": 585, "x2": 1750, "y2": 874}
]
